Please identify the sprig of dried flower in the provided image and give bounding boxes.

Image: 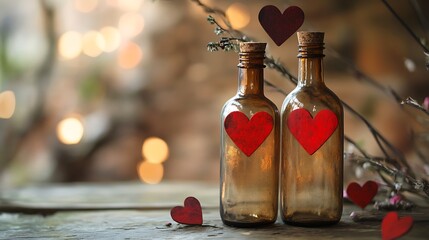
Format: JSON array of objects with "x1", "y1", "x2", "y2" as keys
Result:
[
  {"x1": 401, "y1": 97, "x2": 429, "y2": 116},
  {"x1": 191, "y1": 0, "x2": 429, "y2": 206}
]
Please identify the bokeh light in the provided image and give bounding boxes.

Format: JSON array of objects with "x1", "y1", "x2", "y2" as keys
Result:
[
  {"x1": 58, "y1": 31, "x2": 83, "y2": 60},
  {"x1": 74, "y1": 0, "x2": 98, "y2": 13},
  {"x1": 100, "y1": 26, "x2": 121, "y2": 52},
  {"x1": 142, "y1": 137, "x2": 169, "y2": 163},
  {"x1": 57, "y1": 117, "x2": 84, "y2": 145},
  {"x1": 118, "y1": 13, "x2": 144, "y2": 38},
  {"x1": 82, "y1": 31, "x2": 106, "y2": 57},
  {"x1": 404, "y1": 58, "x2": 416, "y2": 72},
  {"x1": 138, "y1": 161, "x2": 164, "y2": 184},
  {"x1": 0, "y1": 91, "x2": 16, "y2": 119},
  {"x1": 118, "y1": 41, "x2": 142, "y2": 69},
  {"x1": 226, "y1": 3, "x2": 250, "y2": 29}
]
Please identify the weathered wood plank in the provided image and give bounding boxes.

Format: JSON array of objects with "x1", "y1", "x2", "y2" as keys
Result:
[
  {"x1": 0, "y1": 182, "x2": 219, "y2": 209},
  {"x1": 0, "y1": 182, "x2": 427, "y2": 239},
  {"x1": 0, "y1": 207, "x2": 427, "y2": 240}
]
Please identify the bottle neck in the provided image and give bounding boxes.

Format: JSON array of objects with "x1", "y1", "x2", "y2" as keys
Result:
[
  {"x1": 237, "y1": 51, "x2": 265, "y2": 96},
  {"x1": 298, "y1": 57, "x2": 324, "y2": 87},
  {"x1": 297, "y1": 44, "x2": 325, "y2": 87},
  {"x1": 237, "y1": 68, "x2": 264, "y2": 95}
]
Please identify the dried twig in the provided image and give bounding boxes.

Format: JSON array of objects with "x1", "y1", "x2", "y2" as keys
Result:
[
  {"x1": 401, "y1": 97, "x2": 429, "y2": 116},
  {"x1": 346, "y1": 153, "x2": 429, "y2": 198},
  {"x1": 381, "y1": 0, "x2": 429, "y2": 54},
  {"x1": 191, "y1": 0, "x2": 429, "y2": 200}
]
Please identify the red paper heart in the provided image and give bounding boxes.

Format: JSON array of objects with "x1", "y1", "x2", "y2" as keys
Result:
[
  {"x1": 225, "y1": 111, "x2": 273, "y2": 157},
  {"x1": 287, "y1": 109, "x2": 338, "y2": 155},
  {"x1": 170, "y1": 197, "x2": 203, "y2": 225},
  {"x1": 382, "y1": 212, "x2": 413, "y2": 240},
  {"x1": 346, "y1": 181, "x2": 378, "y2": 209},
  {"x1": 258, "y1": 5, "x2": 304, "y2": 46}
]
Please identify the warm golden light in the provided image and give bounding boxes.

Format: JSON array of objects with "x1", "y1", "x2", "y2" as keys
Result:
[
  {"x1": 106, "y1": 0, "x2": 118, "y2": 7},
  {"x1": 57, "y1": 117, "x2": 84, "y2": 145},
  {"x1": 0, "y1": 91, "x2": 16, "y2": 119},
  {"x1": 117, "y1": 0, "x2": 142, "y2": 12},
  {"x1": 118, "y1": 41, "x2": 142, "y2": 69},
  {"x1": 142, "y1": 137, "x2": 169, "y2": 164},
  {"x1": 74, "y1": 0, "x2": 98, "y2": 13},
  {"x1": 138, "y1": 161, "x2": 164, "y2": 184},
  {"x1": 58, "y1": 31, "x2": 83, "y2": 60},
  {"x1": 100, "y1": 26, "x2": 121, "y2": 52},
  {"x1": 118, "y1": 13, "x2": 144, "y2": 38},
  {"x1": 226, "y1": 3, "x2": 250, "y2": 29},
  {"x1": 82, "y1": 31, "x2": 105, "y2": 57}
]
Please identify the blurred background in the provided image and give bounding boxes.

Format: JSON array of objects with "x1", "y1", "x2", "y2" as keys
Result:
[{"x1": 0, "y1": 0, "x2": 428, "y2": 187}]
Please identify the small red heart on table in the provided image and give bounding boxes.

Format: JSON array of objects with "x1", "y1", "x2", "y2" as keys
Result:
[
  {"x1": 225, "y1": 111, "x2": 273, "y2": 157},
  {"x1": 170, "y1": 197, "x2": 203, "y2": 225},
  {"x1": 346, "y1": 181, "x2": 378, "y2": 209},
  {"x1": 287, "y1": 109, "x2": 338, "y2": 155},
  {"x1": 258, "y1": 5, "x2": 304, "y2": 46},
  {"x1": 382, "y1": 212, "x2": 413, "y2": 240}
]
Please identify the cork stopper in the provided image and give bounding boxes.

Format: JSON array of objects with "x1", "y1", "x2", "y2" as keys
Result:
[
  {"x1": 297, "y1": 31, "x2": 324, "y2": 45},
  {"x1": 239, "y1": 42, "x2": 266, "y2": 53}
]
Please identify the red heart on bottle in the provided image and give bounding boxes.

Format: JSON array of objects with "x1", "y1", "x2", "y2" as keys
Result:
[
  {"x1": 170, "y1": 197, "x2": 203, "y2": 225},
  {"x1": 346, "y1": 181, "x2": 378, "y2": 209},
  {"x1": 225, "y1": 111, "x2": 273, "y2": 157},
  {"x1": 287, "y1": 109, "x2": 338, "y2": 155},
  {"x1": 258, "y1": 5, "x2": 304, "y2": 46},
  {"x1": 381, "y1": 212, "x2": 413, "y2": 240}
]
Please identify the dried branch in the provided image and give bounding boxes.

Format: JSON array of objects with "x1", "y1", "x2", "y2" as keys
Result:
[
  {"x1": 409, "y1": 0, "x2": 429, "y2": 41},
  {"x1": 264, "y1": 79, "x2": 288, "y2": 96},
  {"x1": 401, "y1": 97, "x2": 429, "y2": 115},
  {"x1": 327, "y1": 48, "x2": 403, "y2": 103},
  {"x1": 346, "y1": 153, "x2": 429, "y2": 198},
  {"x1": 345, "y1": 136, "x2": 369, "y2": 158},
  {"x1": 382, "y1": 0, "x2": 429, "y2": 54},
  {"x1": 191, "y1": 0, "x2": 429, "y2": 200}
]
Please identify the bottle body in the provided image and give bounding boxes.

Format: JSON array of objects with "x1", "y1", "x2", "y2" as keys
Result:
[
  {"x1": 220, "y1": 43, "x2": 279, "y2": 227},
  {"x1": 280, "y1": 32, "x2": 344, "y2": 226}
]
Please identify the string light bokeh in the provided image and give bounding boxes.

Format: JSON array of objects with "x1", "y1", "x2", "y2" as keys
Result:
[
  {"x1": 57, "y1": 117, "x2": 84, "y2": 145},
  {"x1": 0, "y1": 91, "x2": 16, "y2": 119}
]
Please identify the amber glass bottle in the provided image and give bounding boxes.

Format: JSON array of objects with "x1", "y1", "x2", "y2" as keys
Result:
[
  {"x1": 280, "y1": 32, "x2": 344, "y2": 226},
  {"x1": 220, "y1": 42, "x2": 279, "y2": 227}
]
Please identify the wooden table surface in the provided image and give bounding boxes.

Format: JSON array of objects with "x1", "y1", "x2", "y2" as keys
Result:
[{"x1": 0, "y1": 182, "x2": 427, "y2": 239}]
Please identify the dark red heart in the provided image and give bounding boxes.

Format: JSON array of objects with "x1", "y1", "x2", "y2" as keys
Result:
[
  {"x1": 287, "y1": 109, "x2": 338, "y2": 155},
  {"x1": 258, "y1": 5, "x2": 304, "y2": 46},
  {"x1": 346, "y1": 181, "x2": 378, "y2": 209},
  {"x1": 170, "y1": 197, "x2": 203, "y2": 225},
  {"x1": 225, "y1": 111, "x2": 273, "y2": 157},
  {"x1": 381, "y1": 212, "x2": 413, "y2": 240}
]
